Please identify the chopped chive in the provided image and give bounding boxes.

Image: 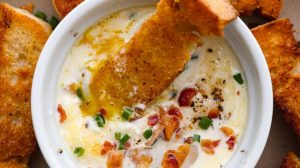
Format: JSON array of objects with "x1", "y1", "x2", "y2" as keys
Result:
[
  {"x1": 119, "y1": 134, "x2": 130, "y2": 144},
  {"x1": 117, "y1": 143, "x2": 124, "y2": 150},
  {"x1": 115, "y1": 132, "x2": 121, "y2": 140},
  {"x1": 122, "y1": 107, "x2": 133, "y2": 120},
  {"x1": 191, "y1": 54, "x2": 199, "y2": 60},
  {"x1": 233, "y1": 73, "x2": 244, "y2": 85},
  {"x1": 76, "y1": 87, "x2": 85, "y2": 101},
  {"x1": 34, "y1": 11, "x2": 47, "y2": 21},
  {"x1": 199, "y1": 117, "x2": 212, "y2": 130},
  {"x1": 95, "y1": 113, "x2": 105, "y2": 127},
  {"x1": 143, "y1": 129, "x2": 153, "y2": 139},
  {"x1": 73, "y1": 147, "x2": 84, "y2": 157},
  {"x1": 49, "y1": 16, "x2": 60, "y2": 29},
  {"x1": 193, "y1": 134, "x2": 201, "y2": 142}
]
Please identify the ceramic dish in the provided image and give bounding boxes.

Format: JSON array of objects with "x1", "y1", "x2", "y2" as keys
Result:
[{"x1": 31, "y1": 0, "x2": 273, "y2": 167}]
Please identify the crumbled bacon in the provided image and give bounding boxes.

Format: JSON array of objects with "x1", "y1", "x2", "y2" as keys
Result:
[
  {"x1": 208, "y1": 108, "x2": 220, "y2": 119},
  {"x1": 57, "y1": 104, "x2": 67, "y2": 123},
  {"x1": 124, "y1": 142, "x2": 131, "y2": 150},
  {"x1": 99, "y1": 108, "x2": 107, "y2": 116},
  {"x1": 131, "y1": 149, "x2": 153, "y2": 168},
  {"x1": 101, "y1": 141, "x2": 116, "y2": 155},
  {"x1": 175, "y1": 128, "x2": 184, "y2": 140},
  {"x1": 107, "y1": 151, "x2": 124, "y2": 168},
  {"x1": 161, "y1": 144, "x2": 190, "y2": 168},
  {"x1": 166, "y1": 154, "x2": 179, "y2": 168},
  {"x1": 226, "y1": 136, "x2": 236, "y2": 150},
  {"x1": 147, "y1": 114, "x2": 159, "y2": 126},
  {"x1": 159, "y1": 108, "x2": 181, "y2": 141},
  {"x1": 220, "y1": 126, "x2": 234, "y2": 136},
  {"x1": 184, "y1": 137, "x2": 194, "y2": 144},
  {"x1": 145, "y1": 125, "x2": 164, "y2": 146},
  {"x1": 201, "y1": 139, "x2": 220, "y2": 154},
  {"x1": 167, "y1": 106, "x2": 183, "y2": 119},
  {"x1": 178, "y1": 88, "x2": 198, "y2": 107}
]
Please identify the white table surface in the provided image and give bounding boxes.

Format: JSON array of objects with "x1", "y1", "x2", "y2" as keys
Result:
[{"x1": 2, "y1": 0, "x2": 299, "y2": 167}]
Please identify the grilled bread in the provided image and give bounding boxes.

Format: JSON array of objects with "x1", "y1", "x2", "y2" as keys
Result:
[
  {"x1": 282, "y1": 152, "x2": 300, "y2": 168},
  {"x1": 86, "y1": 0, "x2": 238, "y2": 117},
  {"x1": 52, "y1": 0, "x2": 282, "y2": 21},
  {"x1": 0, "y1": 3, "x2": 51, "y2": 167},
  {"x1": 229, "y1": 0, "x2": 283, "y2": 18},
  {"x1": 52, "y1": 0, "x2": 83, "y2": 19},
  {"x1": 251, "y1": 19, "x2": 300, "y2": 139}
]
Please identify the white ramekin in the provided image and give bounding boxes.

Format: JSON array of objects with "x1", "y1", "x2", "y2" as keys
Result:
[{"x1": 31, "y1": 0, "x2": 273, "y2": 167}]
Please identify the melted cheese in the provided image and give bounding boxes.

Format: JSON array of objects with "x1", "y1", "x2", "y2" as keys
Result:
[{"x1": 56, "y1": 6, "x2": 247, "y2": 168}]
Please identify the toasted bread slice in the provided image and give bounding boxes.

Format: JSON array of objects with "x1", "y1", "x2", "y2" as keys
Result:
[
  {"x1": 86, "y1": 0, "x2": 237, "y2": 117},
  {"x1": 251, "y1": 19, "x2": 300, "y2": 139},
  {"x1": 282, "y1": 152, "x2": 300, "y2": 168},
  {"x1": 259, "y1": 0, "x2": 284, "y2": 19},
  {"x1": 0, "y1": 3, "x2": 51, "y2": 167},
  {"x1": 229, "y1": 0, "x2": 258, "y2": 15},
  {"x1": 52, "y1": 0, "x2": 83, "y2": 19},
  {"x1": 229, "y1": 0, "x2": 283, "y2": 18}
]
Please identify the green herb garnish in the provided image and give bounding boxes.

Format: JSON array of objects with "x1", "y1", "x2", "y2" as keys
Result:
[
  {"x1": 115, "y1": 132, "x2": 121, "y2": 140},
  {"x1": 122, "y1": 107, "x2": 133, "y2": 120},
  {"x1": 119, "y1": 134, "x2": 130, "y2": 144},
  {"x1": 193, "y1": 134, "x2": 201, "y2": 142},
  {"x1": 95, "y1": 113, "x2": 105, "y2": 127},
  {"x1": 233, "y1": 73, "x2": 244, "y2": 85},
  {"x1": 199, "y1": 117, "x2": 212, "y2": 130},
  {"x1": 73, "y1": 147, "x2": 84, "y2": 157},
  {"x1": 143, "y1": 129, "x2": 153, "y2": 139},
  {"x1": 117, "y1": 143, "x2": 124, "y2": 150},
  {"x1": 49, "y1": 16, "x2": 60, "y2": 29},
  {"x1": 76, "y1": 87, "x2": 85, "y2": 101},
  {"x1": 34, "y1": 11, "x2": 47, "y2": 21}
]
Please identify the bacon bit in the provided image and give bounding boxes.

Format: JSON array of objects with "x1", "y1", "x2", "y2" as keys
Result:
[
  {"x1": 124, "y1": 142, "x2": 131, "y2": 150},
  {"x1": 159, "y1": 108, "x2": 179, "y2": 141},
  {"x1": 175, "y1": 128, "x2": 184, "y2": 140},
  {"x1": 166, "y1": 154, "x2": 179, "y2": 168},
  {"x1": 107, "y1": 151, "x2": 124, "y2": 168},
  {"x1": 162, "y1": 144, "x2": 190, "y2": 168},
  {"x1": 220, "y1": 126, "x2": 234, "y2": 136},
  {"x1": 57, "y1": 104, "x2": 67, "y2": 123},
  {"x1": 201, "y1": 139, "x2": 220, "y2": 155},
  {"x1": 178, "y1": 88, "x2": 198, "y2": 107},
  {"x1": 226, "y1": 136, "x2": 236, "y2": 150},
  {"x1": 99, "y1": 108, "x2": 107, "y2": 116},
  {"x1": 101, "y1": 141, "x2": 116, "y2": 155},
  {"x1": 167, "y1": 106, "x2": 183, "y2": 119},
  {"x1": 184, "y1": 137, "x2": 194, "y2": 144},
  {"x1": 163, "y1": 117, "x2": 180, "y2": 141},
  {"x1": 147, "y1": 114, "x2": 159, "y2": 126},
  {"x1": 131, "y1": 149, "x2": 153, "y2": 168},
  {"x1": 208, "y1": 108, "x2": 220, "y2": 119}
]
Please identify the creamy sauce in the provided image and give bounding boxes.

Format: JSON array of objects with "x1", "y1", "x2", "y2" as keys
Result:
[{"x1": 56, "y1": 6, "x2": 247, "y2": 168}]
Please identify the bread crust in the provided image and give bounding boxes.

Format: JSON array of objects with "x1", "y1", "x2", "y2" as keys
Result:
[
  {"x1": 251, "y1": 19, "x2": 300, "y2": 140},
  {"x1": 229, "y1": 0, "x2": 283, "y2": 18},
  {"x1": 282, "y1": 152, "x2": 300, "y2": 168},
  {"x1": 52, "y1": 0, "x2": 83, "y2": 19},
  {"x1": 0, "y1": 3, "x2": 51, "y2": 167}
]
